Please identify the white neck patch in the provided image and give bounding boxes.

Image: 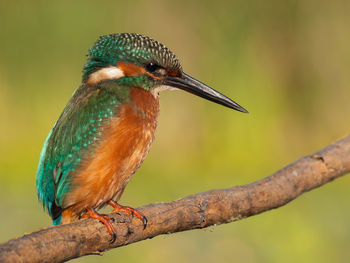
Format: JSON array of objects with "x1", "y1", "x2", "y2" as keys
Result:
[
  {"x1": 151, "y1": 85, "x2": 179, "y2": 97},
  {"x1": 86, "y1": 66, "x2": 125, "y2": 85}
]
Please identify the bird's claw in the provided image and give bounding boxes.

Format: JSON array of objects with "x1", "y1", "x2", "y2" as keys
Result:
[
  {"x1": 107, "y1": 200, "x2": 148, "y2": 229},
  {"x1": 83, "y1": 208, "x2": 117, "y2": 243},
  {"x1": 110, "y1": 232, "x2": 117, "y2": 243},
  {"x1": 142, "y1": 216, "x2": 148, "y2": 229}
]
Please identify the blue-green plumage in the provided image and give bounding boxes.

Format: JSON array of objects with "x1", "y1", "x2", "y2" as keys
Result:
[
  {"x1": 36, "y1": 33, "x2": 181, "y2": 225},
  {"x1": 36, "y1": 33, "x2": 247, "y2": 236},
  {"x1": 36, "y1": 81, "x2": 130, "y2": 224},
  {"x1": 82, "y1": 34, "x2": 181, "y2": 82}
]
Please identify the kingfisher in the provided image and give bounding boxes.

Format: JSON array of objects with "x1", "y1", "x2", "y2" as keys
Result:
[{"x1": 36, "y1": 33, "x2": 248, "y2": 242}]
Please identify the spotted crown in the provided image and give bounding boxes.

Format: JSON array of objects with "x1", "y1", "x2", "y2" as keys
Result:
[{"x1": 88, "y1": 33, "x2": 182, "y2": 72}]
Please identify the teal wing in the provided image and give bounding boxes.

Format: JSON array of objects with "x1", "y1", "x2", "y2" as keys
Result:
[{"x1": 36, "y1": 81, "x2": 129, "y2": 224}]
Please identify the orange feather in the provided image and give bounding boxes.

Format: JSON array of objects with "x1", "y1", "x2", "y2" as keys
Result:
[{"x1": 61, "y1": 87, "x2": 159, "y2": 223}]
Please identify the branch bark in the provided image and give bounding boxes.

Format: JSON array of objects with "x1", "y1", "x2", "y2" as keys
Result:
[{"x1": 2, "y1": 135, "x2": 350, "y2": 263}]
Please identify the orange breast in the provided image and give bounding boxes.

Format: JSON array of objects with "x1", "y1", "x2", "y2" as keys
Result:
[{"x1": 62, "y1": 87, "x2": 159, "y2": 221}]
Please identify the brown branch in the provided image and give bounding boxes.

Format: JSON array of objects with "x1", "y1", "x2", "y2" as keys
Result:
[{"x1": 1, "y1": 135, "x2": 350, "y2": 263}]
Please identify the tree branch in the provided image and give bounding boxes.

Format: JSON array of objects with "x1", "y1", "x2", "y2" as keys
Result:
[{"x1": 2, "y1": 135, "x2": 350, "y2": 263}]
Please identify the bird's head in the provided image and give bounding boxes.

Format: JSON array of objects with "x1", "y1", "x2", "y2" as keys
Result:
[{"x1": 83, "y1": 33, "x2": 248, "y2": 113}]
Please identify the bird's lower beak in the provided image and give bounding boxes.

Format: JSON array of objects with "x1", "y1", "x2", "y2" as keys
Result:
[{"x1": 165, "y1": 72, "x2": 248, "y2": 113}]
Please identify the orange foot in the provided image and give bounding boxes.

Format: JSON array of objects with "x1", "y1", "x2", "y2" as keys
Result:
[
  {"x1": 107, "y1": 200, "x2": 147, "y2": 229},
  {"x1": 82, "y1": 208, "x2": 117, "y2": 243}
]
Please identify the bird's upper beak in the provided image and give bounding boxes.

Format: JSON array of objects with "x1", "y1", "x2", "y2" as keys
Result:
[{"x1": 164, "y1": 72, "x2": 248, "y2": 113}]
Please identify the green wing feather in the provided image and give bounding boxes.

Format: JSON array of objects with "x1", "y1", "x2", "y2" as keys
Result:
[{"x1": 36, "y1": 81, "x2": 130, "y2": 224}]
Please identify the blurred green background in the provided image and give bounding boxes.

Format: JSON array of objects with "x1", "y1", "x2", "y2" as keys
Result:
[{"x1": 1, "y1": 0, "x2": 350, "y2": 262}]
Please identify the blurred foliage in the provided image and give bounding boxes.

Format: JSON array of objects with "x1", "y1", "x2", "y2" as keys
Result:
[{"x1": 1, "y1": 0, "x2": 350, "y2": 262}]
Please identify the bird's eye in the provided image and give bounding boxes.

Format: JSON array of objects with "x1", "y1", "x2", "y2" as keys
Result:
[{"x1": 145, "y1": 62, "x2": 159, "y2": 72}]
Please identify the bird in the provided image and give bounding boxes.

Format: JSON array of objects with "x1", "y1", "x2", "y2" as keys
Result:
[{"x1": 36, "y1": 33, "x2": 248, "y2": 242}]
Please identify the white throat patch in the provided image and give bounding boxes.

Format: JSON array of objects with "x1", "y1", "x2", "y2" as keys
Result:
[
  {"x1": 86, "y1": 66, "x2": 125, "y2": 85},
  {"x1": 151, "y1": 85, "x2": 178, "y2": 97}
]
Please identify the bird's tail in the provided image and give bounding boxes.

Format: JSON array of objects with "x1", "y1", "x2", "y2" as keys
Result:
[{"x1": 53, "y1": 215, "x2": 62, "y2": 225}]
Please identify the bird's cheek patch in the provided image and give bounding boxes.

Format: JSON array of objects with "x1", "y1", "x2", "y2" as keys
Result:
[
  {"x1": 86, "y1": 66, "x2": 125, "y2": 85},
  {"x1": 117, "y1": 61, "x2": 146, "y2": 77}
]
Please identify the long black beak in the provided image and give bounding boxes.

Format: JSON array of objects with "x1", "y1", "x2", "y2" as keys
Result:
[{"x1": 165, "y1": 72, "x2": 248, "y2": 113}]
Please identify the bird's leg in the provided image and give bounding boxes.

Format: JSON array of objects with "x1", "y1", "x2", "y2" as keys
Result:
[
  {"x1": 107, "y1": 200, "x2": 147, "y2": 229},
  {"x1": 82, "y1": 208, "x2": 117, "y2": 243}
]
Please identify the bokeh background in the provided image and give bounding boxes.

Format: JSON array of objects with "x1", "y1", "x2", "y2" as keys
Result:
[{"x1": 1, "y1": 0, "x2": 350, "y2": 262}]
